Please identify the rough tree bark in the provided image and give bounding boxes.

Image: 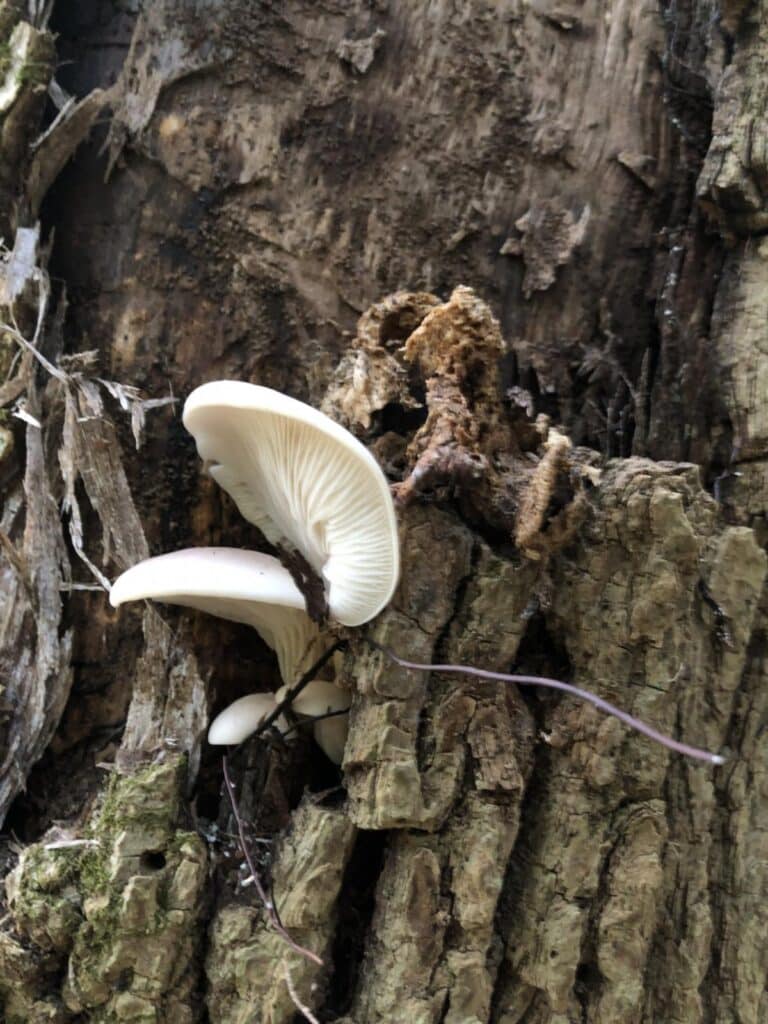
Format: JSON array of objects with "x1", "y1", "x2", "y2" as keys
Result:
[{"x1": 0, "y1": 2, "x2": 766, "y2": 1023}]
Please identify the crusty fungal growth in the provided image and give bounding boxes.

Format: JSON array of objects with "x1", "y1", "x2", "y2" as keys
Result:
[
  {"x1": 110, "y1": 547, "x2": 326, "y2": 683},
  {"x1": 321, "y1": 290, "x2": 441, "y2": 432},
  {"x1": 322, "y1": 286, "x2": 594, "y2": 556},
  {"x1": 394, "y1": 285, "x2": 513, "y2": 509},
  {"x1": 183, "y1": 381, "x2": 400, "y2": 627},
  {"x1": 514, "y1": 426, "x2": 589, "y2": 559}
]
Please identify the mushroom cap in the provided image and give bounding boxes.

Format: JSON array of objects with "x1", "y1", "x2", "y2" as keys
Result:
[
  {"x1": 109, "y1": 547, "x2": 325, "y2": 684},
  {"x1": 183, "y1": 381, "x2": 399, "y2": 626},
  {"x1": 208, "y1": 693, "x2": 288, "y2": 745},
  {"x1": 275, "y1": 679, "x2": 352, "y2": 717},
  {"x1": 313, "y1": 715, "x2": 349, "y2": 765}
]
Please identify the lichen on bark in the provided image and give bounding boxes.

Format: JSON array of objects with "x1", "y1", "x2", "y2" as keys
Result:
[
  {"x1": 206, "y1": 801, "x2": 356, "y2": 1023},
  {"x1": 3, "y1": 757, "x2": 207, "y2": 1023}
]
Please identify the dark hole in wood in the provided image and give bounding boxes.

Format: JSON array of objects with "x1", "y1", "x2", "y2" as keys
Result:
[{"x1": 140, "y1": 850, "x2": 167, "y2": 872}]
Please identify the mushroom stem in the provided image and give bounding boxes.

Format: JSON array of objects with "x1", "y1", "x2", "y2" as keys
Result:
[{"x1": 370, "y1": 643, "x2": 726, "y2": 766}]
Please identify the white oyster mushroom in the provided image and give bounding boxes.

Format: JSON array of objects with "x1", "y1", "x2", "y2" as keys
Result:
[
  {"x1": 208, "y1": 693, "x2": 288, "y2": 745},
  {"x1": 312, "y1": 715, "x2": 349, "y2": 765},
  {"x1": 183, "y1": 381, "x2": 400, "y2": 627},
  {"x1": 274, "y1": 679, "x2": 352, "y2": 717},
  {"x1": 275, "y1": 679, "x2": 351, "y2": 765},
  {"x1": 109, "y1": 547, "x2": 325, "y2": 684}
]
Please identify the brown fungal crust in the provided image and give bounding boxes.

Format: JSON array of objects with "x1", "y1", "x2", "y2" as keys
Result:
[{"x1": 327, "y1": 285, "x2": 594, "y2": 558}]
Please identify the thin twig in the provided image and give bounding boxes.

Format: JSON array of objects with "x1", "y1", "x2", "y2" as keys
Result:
[
  {"x1": 221, "y1": 755, "x2": 323, "y2": 966},
  {"x1": 44, "y1": 838, "x2": 100, "y2": 850},
  {"x1": 283, "y1": 961, "x2": 320, "y2": 1024},
  {"x1": 370, "y1": 642, "x2": 726, "y2": 765},
  {"x1": 250, "y1": 641, "x2": 346, "y2": 741},
  {"x1": 0, "y1": 351, "x2": 32, "y2": 407},
  {"x1": 1, "y1": 318, "x2": 66, "y2": 383},
  {"x1": 280, "y1": 707, "x2": 349, "y2": 741}
]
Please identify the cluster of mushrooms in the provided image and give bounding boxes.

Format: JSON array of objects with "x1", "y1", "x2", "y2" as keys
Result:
[
  {"x1": 110, "y1": 381, "x2": 400, "y2": 764},
  {"x1": 110, "y1": 381, "x2": 727, "y2": 769}
]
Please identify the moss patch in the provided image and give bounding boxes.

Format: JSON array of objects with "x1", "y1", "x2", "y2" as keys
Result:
[{"x1": 1, "y1": 757, "x2": 208, "y2": 1022}]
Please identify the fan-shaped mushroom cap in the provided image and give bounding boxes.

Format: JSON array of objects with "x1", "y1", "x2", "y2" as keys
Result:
[
  {"x1": 110, "y1": 548, "x2": 325, "y2": 683},
  {"x1": 208, "y1": 693, "x2": 288, "y2": 745},
  {"x1": 274, "y1": 679, "x2": 351, "y2": 717},
  {"x1": 183, "y1": 381, "x2": 399, "y2": 626}
]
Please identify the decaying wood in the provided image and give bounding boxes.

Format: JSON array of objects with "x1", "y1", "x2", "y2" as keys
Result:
[
  {"x1": 0, "y1": 374, "x2": 73, "y2": 826},
  {"x1": 0, "y1": 1, "x2": 767, "y2": 1023}
]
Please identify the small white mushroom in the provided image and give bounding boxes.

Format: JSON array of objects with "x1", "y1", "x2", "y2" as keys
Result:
[
  {"x1": 312, "y1": 716, "x2": 349, "y2": 766},
  {"x1": 208, "y1": 693, "x2": 288, "y2": 745},
  {"x1": 274, "y1": 679, "x2": 351, "y2": 717},
  {"x1": 275, "y1": 680, "x2": 351, "y2": 765},
  {"x1": 183, "y1": 381, "x2": 400, "y2": 626},
  {"x1": 109, "y1": 547, "x2": 325, "y2": 683}
]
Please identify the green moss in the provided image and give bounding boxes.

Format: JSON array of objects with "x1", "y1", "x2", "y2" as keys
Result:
[
  {"x1": 78, "y1": 844, "x2": 109, "y2": 894},
  {"x1": 13, "y1": 57, "x2": 49, "y2": 88},
  {"x1": 2, "y1": 20, "x2": 53, "y2": 81},
  {"x1": 2, "y1": 755, "x2": 207, "y2": 1020},
  {"x1": 8, "y1": 844, "x2": 84, "y2": 953},
  {"x1": 93, "y1": 758, "x2": 185, "y2": 838},
  {"x1": 0, "y1": 41, "x2": 12, "y2": 77}
]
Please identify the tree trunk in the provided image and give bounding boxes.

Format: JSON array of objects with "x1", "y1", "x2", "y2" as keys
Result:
[{"x1": 0, "y1": 2, "x2": 766, "y2": 1022}]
